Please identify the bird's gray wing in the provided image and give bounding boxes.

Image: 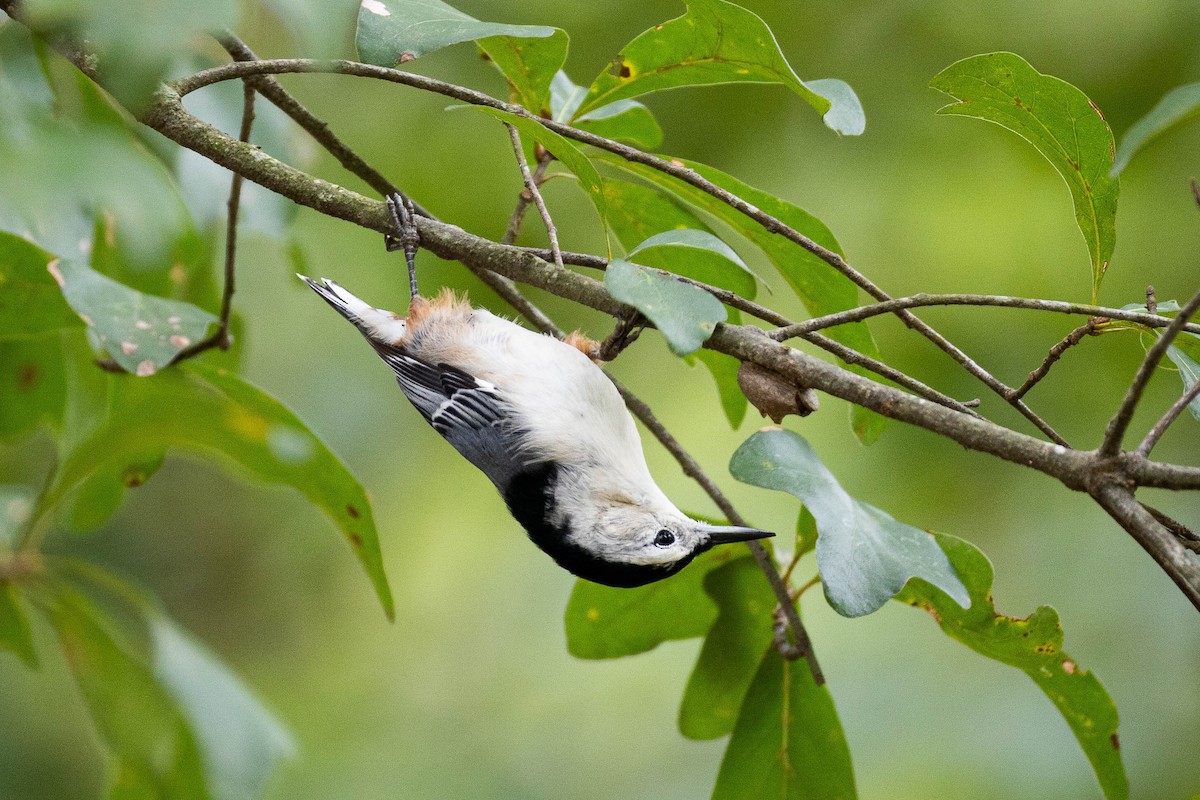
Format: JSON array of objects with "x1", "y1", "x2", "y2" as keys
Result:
[{"x1": 375, "y1": 349, "x2": 529, "y2": 490}]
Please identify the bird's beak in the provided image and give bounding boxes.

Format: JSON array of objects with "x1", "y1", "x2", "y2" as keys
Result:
[{"x1": 698, "y1": 524, "x2": 775, "y2": 545}]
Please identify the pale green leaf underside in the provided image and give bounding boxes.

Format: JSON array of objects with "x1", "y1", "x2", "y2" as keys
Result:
[
  {"x1": 605, "y1": 259, "x2": 727, "y2": 355},
  {"x1": 355, "y1": 0, "x2": 556, "y2": 64},
  {"x1": 1112, "y1": 81, "x2": 1200, "y2": 175},
  {"x1": 930, "y1": 52, "x2": 1118, "y2": 301},
  {"x1": 1165, "y1": 342, "x2": 1200, "y2": 421},
  {"x1": 550, "y1": 70, "x2": 664, "y2": 149},
  {"x1": 729, "y1": 428, "x2": 969, "y2": 617}
]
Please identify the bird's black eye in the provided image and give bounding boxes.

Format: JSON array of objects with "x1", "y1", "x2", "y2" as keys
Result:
[{"x1": 654, "y1": 529, "x2": 675, "y2": 547}]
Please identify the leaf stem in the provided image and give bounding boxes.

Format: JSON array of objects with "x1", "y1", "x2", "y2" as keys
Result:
[{"x1": 172, "y1": 80, "x2": 255, "y2": 363}]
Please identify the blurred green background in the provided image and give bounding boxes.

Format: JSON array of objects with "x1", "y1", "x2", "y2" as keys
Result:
[{"x1": 2, "y1": 0, "x2": 1199, "y2": 798}]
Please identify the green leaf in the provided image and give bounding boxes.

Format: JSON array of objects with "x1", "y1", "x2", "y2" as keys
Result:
[
  {"x1": 605, "y1": 259, "x2": 727, "y2": 356},
  {"x1": 148, "y1": 615, "x2": 294, "y2": 800},
  {"x1": 729, "y1": 428, "x2": 969, "y2": 617},
  {"x1": 479, "y1": 30, "x2": 569, "y2": 115},
  {"x1": 564, "y1": 550, "x2": 729, "y2": 659},
  {"x1": 795, "y1": 505, "x2": 818, "y2": 558},
  {"x1": 47, "y1": 587, "x2": 208, "y2": 800},
  {"x1": 603, "y1": 179, "x2": 757, "y2": 300},
  {"x1": 930, "y1": 53, "x2": 1119, "y2": 301},
  {"x1": 452, "y1": 106, "x2": 609, "y2": 242},
  {"x1": 53, "y1": 258, "x2": 218, "y2": 377},
  {"x1": 550, "y1": 71, "x2": 663, "y2": 149},
  {"x1": 1164, "y1": 343, "x2": 1200, "y2": 421},
  {"x1": 678, "y1": 556, "x2": 775, "y2": 740},
  {"x1": 690, "y1": 348, "x2": 748, "y2": 428},
  {"x1": 0, "y1": 231, "x2": 82, "y2": 337},
  {"x1": 577, "y1": 0, "x2": 864, "y2": 136},
  {"x1": 0, "y1": 334, "x2": 66, "y2": 440},
  {"x1": 355, "y1": 0, "x2": 557, "y2": 65},
  {"x1": 41, "y1": 363, "x2": 395, "y2": 619},
  {"x1": 592, "y1": 153, "x2": 886, "y2": 444},
  {"x1": 1112, "y1": 81, "x2": 1200, "y2": 175},
  {"x1": 711, "y1": 646, "x2": 856, "y2": 800},
  {"x1": 896, "y1": 533, "x2": 1127, "y2": 800},
  {"x1": 0, "y1": 580, "x2": 38, "y2": 668}
]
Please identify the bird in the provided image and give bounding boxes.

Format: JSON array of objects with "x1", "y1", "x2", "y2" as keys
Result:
[{"x1": 299, "y1": 194, "x2": 772, "y2": 588}]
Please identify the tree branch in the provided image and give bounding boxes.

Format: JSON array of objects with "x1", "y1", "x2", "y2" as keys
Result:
[{"x1": 163, "y1": 57, "x2": 1067, "y2": 441}]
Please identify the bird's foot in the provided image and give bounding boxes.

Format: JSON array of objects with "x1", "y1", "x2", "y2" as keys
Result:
[
  {"x1": 597, "y1": 310, "x2": 646, "y2": 361},
  {"x1": 384, "y1": 192, "x2": 421, "y2": 298}
]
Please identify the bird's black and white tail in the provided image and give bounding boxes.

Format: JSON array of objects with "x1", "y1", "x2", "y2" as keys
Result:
[{"x1": 299, "y1": 275, "x2": 408, "y2": 345}]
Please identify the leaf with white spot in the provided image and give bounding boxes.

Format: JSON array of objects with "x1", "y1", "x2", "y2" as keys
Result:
[
  {"x1": 53, "y1": 259, "x2": 217, "y2": 376},
  {"x1": 355, "y1": 0, "x2": 557, "y2": 65},
  {"x1": 605, "y1": 259, "x2": 727, "y2": 356},
  {"x1": 37, "y1": 363, "x2": 394, "y2": 620},
  {"x1": 729, "y1": 428, "x2": 969, "y2": 617}
]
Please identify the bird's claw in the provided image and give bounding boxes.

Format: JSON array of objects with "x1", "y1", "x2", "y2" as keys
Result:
[{"x1": 384, "y1": 192, "x2": 421, "y2": 298}]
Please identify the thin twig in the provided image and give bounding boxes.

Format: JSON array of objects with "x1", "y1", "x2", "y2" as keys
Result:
[
  {"x1": 1008, "y1": 319, "x2": 1099, "y2": 401},
  {"x1": 770, "y1": 293, "x2": 1200, "y2": 340},
  {"x1": 1100, "y1": 287, "x2": 1200, "y2": 456},
  {"x1": 1142, "y1": 504, "x2": 1200, "y2": 551},
  {"x1": 502, "y1": 149, "x2": 553, "y2": 245},
  {"x1": 505, "y1": 124, "x2": 563, "y2": 270},
  {"x1": 172, "y1": 79, "x2": 254, "y2": 363},
  {"x1": 1137, "y1": 379, "x2": 1200, "y2": 457}
]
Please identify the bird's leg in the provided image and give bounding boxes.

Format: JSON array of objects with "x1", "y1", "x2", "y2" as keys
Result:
[
  {"x1": 597, "y1": 310, "x2": 647, "y2": 362},
  {"x1": 385, "y1": 192, "x2": 421, "y2": 299}
]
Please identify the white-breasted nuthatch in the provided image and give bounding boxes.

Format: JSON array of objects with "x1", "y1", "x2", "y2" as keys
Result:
[{"x1": 299, "y1": 195, "x2": 772, "y2": 587}]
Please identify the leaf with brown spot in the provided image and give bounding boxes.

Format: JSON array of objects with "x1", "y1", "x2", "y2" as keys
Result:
[
  {"x1": 0, "y1": 334, "x2": 65, "y2": 440},
  {"x1": 52, "y1": 233, "x2": 218, "y2": 376},
  {"x1": 896, "y1": 532, "x2": 1127, "y2": 800}
]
